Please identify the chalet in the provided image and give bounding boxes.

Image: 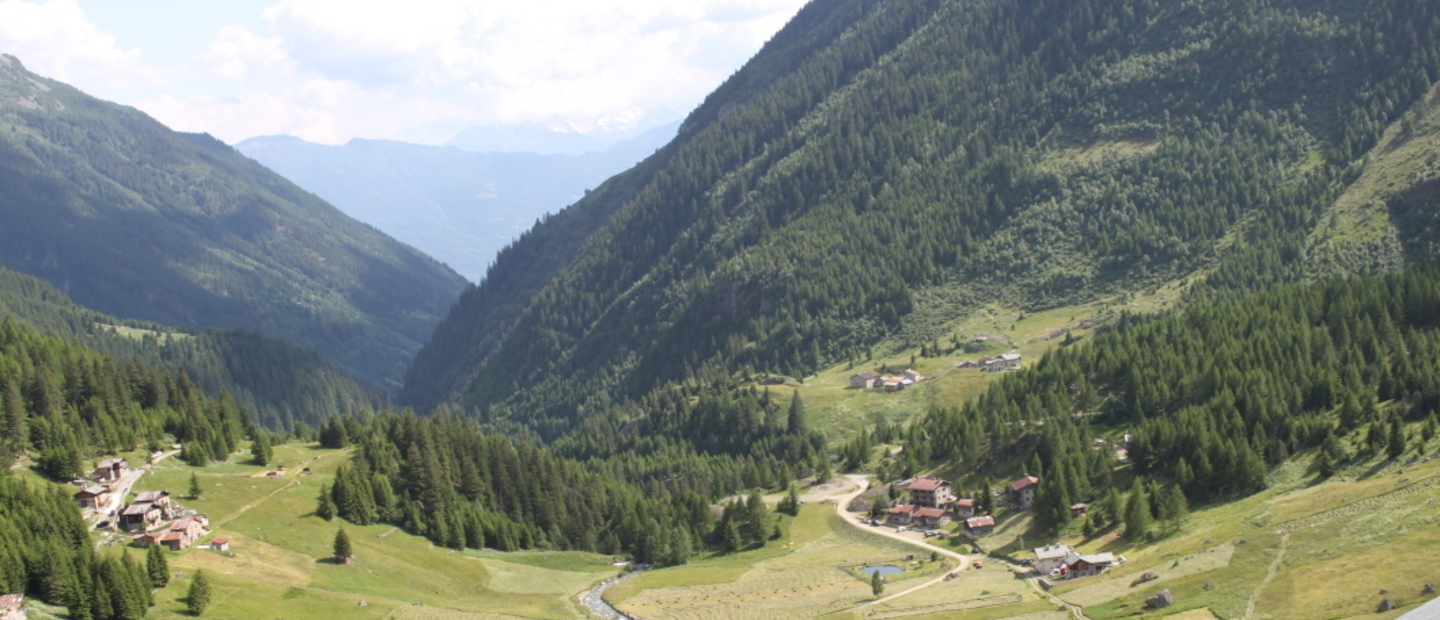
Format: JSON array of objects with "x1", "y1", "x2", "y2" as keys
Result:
[
  {"x1": 907, "y1": 478, "x2": 955, "y2": 509},
  {"x1": 1071, "y1": 503, "x2": 1089, "y2": 519},
  {"x1": 160, "y1": 516, "x2": 210, "y2": 551},
  {"x1": 914, "y1": 507, "x2": 949, "y2": 528},
  {"x1": 74, "y1": 486, "x2": 108, "y2": 511},
  {"x1": 952, "y1": 498, "x2": 976, "y2": 518},
  {"x1": 972, "y1": 336, "x2": 989, "y2": 343},
  {"x1": 1010, "y1": 476, "x2": 1039, "y2": 510},
  {"x1": 134, "y1": 490, "x2": 174, "y2": 519},
  {"x1": 1063, "y1": 551, "x2": 1117, "y2": 578},
  {"x1": 850, "y1": 372, "x2": 879, "y2": 389},
  {"x1": 0, "y1": 593, "x2": 23, "y2": 620},
  {"x1": 957, "y1": 359, "x2": 978, "y2": 369},
  {"x1": 901, "y1": 369, "x2": 925, "y2": 382},
  {"x1": 887, "y1": 504, "x2": 918, "y2": 526},
  {"x1": 119, "y1": 502, "x2": 163, "y2": 532},
  {"x1": 1033, "y1": 544, "x2": 1074, "y2": 577},
  {"x1": 963, "y1": 515, "x2": 995, "y2": 538},
  {"x1": 94, "y1": 458, "x2": 128, "y2": 482},
  {"x1": 210, "y1": 537, "x2": 230, "y2": 552},
  {"x1": 882, "y1": 377, "x2": 905, "y2": 392},
  {"x1": 1047, "y1": 329, "x2": 1066, "y2": 340},
  {"x1": 985, "y1": 352, "x2": 1022, "y2": 373}
]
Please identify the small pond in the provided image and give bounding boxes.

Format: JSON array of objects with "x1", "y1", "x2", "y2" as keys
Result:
[{"x1": 861, "y1": 565, "x2": 905, "y2": 577}]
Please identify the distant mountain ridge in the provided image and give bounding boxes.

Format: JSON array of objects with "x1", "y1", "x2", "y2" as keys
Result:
[
  {"x1": 234, "y1": 122, "x2": 679, "y2": 281},
  {"x1": 0, "y1": 54, "x2": 468, "y2": 392}
]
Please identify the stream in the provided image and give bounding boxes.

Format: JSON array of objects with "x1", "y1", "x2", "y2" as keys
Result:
[{"x1": 581, "y1": 567, "x2": 647, "y2": 619}]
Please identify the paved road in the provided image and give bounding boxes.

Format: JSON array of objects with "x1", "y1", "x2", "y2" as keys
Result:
[{"x1": 90, "y1": 450, "x2": 180, "y2": 530}]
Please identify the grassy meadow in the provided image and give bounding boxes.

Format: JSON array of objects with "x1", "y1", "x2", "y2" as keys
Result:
[{"x1": 96, "y1": 442, "x2": 619, "y2": 620}]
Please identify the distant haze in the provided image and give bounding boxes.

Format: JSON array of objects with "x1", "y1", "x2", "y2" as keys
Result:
[{"x1": 237, "y1": 122, "x2": 680, "y2": 281}]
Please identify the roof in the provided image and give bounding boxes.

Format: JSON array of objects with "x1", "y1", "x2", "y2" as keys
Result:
[
  {"x1": 171, "y1": 517, "x2": 194, "y2": 531},
  {"x1": 210, "y1": 537, "x2": 230, "y2": 544},
  {"x1": 122, "y1": 504, "x2": 152, "y2": 516},
  {"x1": 1071, "y1": 503, "x2": 1089, "y2": 510},
  {"x1": 955, "y1": 499, "x2": 975, "y2": 507},
  {"x1": 0, "y1": 593, "x2": 22, "y2": 610},
  {"x1": 1011, "y1": 476, "x2": 1039, "y2": 491},
  {"x1": 966, "y1": 515, "x2": 995, "y2": 528},
  {"x1": 889, "y1": 504, "x2": 917, "y2": 514},
  {"x1": 909, "y1": 478, "x2": 948, "y2": 492},
  {"x1": 134, "y1": 491, "x2": 167, "y2": 502},
  {"x1": 1033, "y1": 544, "x2": 1072, "y2": 560},
  {"x1": 160, "y1": 532, "x2": 183, "y2": 542},
  {"x1": 1077, "y1": 552, "x2": 1116, "y2": 565},
  {"x1": 1001, "y1": 353, "x2": 1022, "y2": 361},
  {"x1": 75, "y1": 486, "x2": 107, "y2": 496},
  {"x1": 97, "y1": 458, "x2": 127, "y2": 468},
  {"x1": 854, "y1": 372, "x2": 878, "y2": 379},
  {"x1": 915, "y1": 507, "x2": 947, "y2": 518}
]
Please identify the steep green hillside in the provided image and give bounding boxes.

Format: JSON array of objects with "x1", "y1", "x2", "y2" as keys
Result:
[
  {"x1": 0, "y1": 54, "x2": 468, "y2": 392},
  {"x1": 404, "y1": 0, "x2": 1440, "y2": 437},
  {"x1": 0, "y1": 264, "x2": 385, "y2": 431}
]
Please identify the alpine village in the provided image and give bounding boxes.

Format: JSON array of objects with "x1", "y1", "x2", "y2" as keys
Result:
[{"x1": 3, "y1": 0, "x2": 1440, "y2": 619}]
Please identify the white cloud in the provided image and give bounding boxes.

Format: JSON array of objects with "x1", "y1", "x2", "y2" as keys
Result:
[
  {"x1": 1, "y1": 0, "x2": 808, "y2": 145},
  {"x1": 0, "y1": 0, "x2": 150, "y2": 88}
]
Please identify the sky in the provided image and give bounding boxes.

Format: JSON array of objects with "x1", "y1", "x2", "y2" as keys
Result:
[{"x1": 0, "y1": 0, "x2": 808, "y2": 145}]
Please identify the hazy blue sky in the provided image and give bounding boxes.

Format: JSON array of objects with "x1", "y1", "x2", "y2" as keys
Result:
[{"x1": 0, "y1": 0, "x2": 806, "y2": 144}]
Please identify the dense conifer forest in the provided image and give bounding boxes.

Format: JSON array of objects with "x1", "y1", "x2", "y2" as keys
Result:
[
  {"x1": 0, "y1": 265, "x2": 385, "y2": 431},
  {"x1": 909, "y1": 267, "x2": 1440, "y2": 535},
  {"x1": 402, "y1": 0, "x2": 1440, "y2": 450}
]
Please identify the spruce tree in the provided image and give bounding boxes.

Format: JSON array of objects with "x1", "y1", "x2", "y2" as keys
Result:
[
  {"x1": 188, "y1": 473, "x2": 202, "y2": 500},
  {"x1": 787, "y1": 391, "x2": 806, "y2": 434},
  {"x1": 1388, "y1": 417, "x2": 1407, "y2": 460},
  {"x1": 871, "y1": 570, "x2": 885, "y2": 597},
  {"x1": 333, "y1": 527, "x2": 353, "y2": 562},
  {"x1": 249, "y1": 434, "x2": 272, "y2": 467},
  {"x1": 315, "y1": 483, "x2": 335, "y2": 521},
  {"x1": 186, "y1": 569, "x2": 211, "y2": 615},
  {"x1": 146, "y1": 543, "x2": 169, "y2": 588},
  {"x1": 1124, "y1": 480, "x2": 1152, "y2": 542}
]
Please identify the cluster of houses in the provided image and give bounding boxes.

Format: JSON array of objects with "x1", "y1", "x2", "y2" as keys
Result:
[
  {"x1": 71, "y1": 458, "x2": 132, "y2": 514},
  {"x1": 850, "y1": 368, "x2": 927, "y2": 391},
  {"x1": 1032, "y1": 544, "x2": 1121, "y2": 579},
  {"x1": 134, "y1": 514, "x2": 211, "y2": 552},
  {"x1": 880, "y1": 474, "x2": 1044, "y2": 539},
  {"x1": 956, "y1": 351, "x2": 1023, "y2": 373}
]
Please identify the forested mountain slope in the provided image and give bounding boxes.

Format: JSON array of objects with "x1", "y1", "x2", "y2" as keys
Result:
[
  {"x1": 0, "y1": 54, "x2": 468, "y2": 392},
  {"x1": 234, "y1": 123, "x2": 677, "y2": 281},
  {"x1": 0, "y1": 264, "x2": 384, "y2": 431},
  {"x1": 404, "y1": 0, "x2": 1440, "y2": 437}
]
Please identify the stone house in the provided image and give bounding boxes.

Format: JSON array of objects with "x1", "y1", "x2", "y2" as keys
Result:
[
  {"x1": 952, "y1": 498, "x2": 975, "y2": 518},
  {"x1": 94, "y1": 458, "x2": 128, "y2": 482},
  {"x1": 985, "y1": 352, "x2": 1022, "y2": 373},
  {"x1": 849, "y1": 372, "x2": 879, "y2": 389}
]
